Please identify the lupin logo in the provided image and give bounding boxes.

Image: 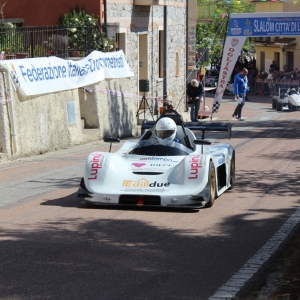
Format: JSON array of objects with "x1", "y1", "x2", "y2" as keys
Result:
[{"x1": 188, "y1": 155, "x2": 202, "y2": 179}]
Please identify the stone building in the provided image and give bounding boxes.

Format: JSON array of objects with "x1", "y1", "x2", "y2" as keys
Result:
[
  {"x1": 0, "y1": 1, "x2": 199, "y2": 159},
  {"x1": 106, "y1": 1, "x2": 188, "y2": 120}
]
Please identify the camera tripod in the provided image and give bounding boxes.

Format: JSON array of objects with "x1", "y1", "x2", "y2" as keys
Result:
[{"x1": 136, "y1": 93, "x2": 154, "y2": 121}]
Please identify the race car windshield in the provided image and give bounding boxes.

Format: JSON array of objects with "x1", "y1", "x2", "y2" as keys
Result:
[
  {"x1": 156, "y1": 129, "x2": 175, "y2": 139},
  {"x1": 128, "y1": 140, "x2": 192, "y2": 156}
]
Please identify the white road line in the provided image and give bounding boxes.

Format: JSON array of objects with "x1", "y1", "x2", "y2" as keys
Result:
[{"x1": 209, "y1": 206, "x2": 300, "y2": 299}]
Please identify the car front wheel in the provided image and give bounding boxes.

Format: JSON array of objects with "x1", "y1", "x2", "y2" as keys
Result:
[
  {"x1": 229, "y1": 150, "x2": 235, "y2": 189},
  {"x1": 204, "y1": 161, "x2": 217, "y2": 208}
]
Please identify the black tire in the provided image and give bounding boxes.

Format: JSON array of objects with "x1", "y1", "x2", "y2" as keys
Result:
[
  {"x1": 229, "y1": 150, "x2": 235, "y2": 190},
  {"x1": 204, "y1": 161, "x2": 217, "y2": 208},
  {"x1": 272, "y1": 97, "x2": 276, "y2": 109},
  {"x1": 276, "y1": 99, "x2": 283, "y2": 111}
]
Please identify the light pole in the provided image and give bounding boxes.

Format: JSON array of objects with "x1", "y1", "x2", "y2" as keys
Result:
[{"x1": 163, "y1": 5, "x2": 167, "y2": 100}]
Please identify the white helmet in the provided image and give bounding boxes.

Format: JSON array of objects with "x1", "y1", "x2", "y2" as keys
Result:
[{"x1": 155, "y1": 117, "x2": 177, "y2": 145}]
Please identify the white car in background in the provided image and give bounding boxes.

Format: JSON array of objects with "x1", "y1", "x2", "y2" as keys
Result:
[{"x1": 272, "y1": 87, "x2": 300, "y2": 111}]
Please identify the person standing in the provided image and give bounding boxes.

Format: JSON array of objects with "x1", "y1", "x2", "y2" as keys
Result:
[
  {"x1": 232, "y1": 68, "x2": 249, "y2": 121},
  {"x1": 186, "y1": 79, "x2": 204, "y2": 122}
]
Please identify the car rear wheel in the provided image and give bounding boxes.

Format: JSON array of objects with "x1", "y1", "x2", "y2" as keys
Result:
[
  {"x1": 204, "y1": 161, "x2": 216, "y2": 208},
  {"x1": 276, "y1": 99, "x2": 283, "y2": 111},
  {"x1": 229, "y1": 150, "x2": 235, "y2": 190}
]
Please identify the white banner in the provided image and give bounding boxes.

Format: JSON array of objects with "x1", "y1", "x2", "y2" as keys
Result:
[
  {"x1": 212, "y1": 36, "x2": 246, "y2": 113},
  {"x1": 0, "y1": 50, "x2": 134, "y2": 96}
]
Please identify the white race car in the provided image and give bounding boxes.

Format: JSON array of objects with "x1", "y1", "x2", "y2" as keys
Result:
[
  {"x1": 77, "y1": 110, "x2": 235, "y2": 209},
  {"x1": 272, "y1": 87, "x2": 300, "y2": 111}
]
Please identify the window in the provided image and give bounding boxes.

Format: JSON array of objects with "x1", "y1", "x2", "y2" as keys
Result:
[{"x1": 116, "y1": 33, "x2": 126, "y2": 55}]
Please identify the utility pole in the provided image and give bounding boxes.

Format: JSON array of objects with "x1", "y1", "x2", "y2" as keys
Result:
[{"x1": 163, "y1": 5, "x2": 167, "y2": 100}]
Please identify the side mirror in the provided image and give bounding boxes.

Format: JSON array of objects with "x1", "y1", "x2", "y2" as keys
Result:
[{"x1": 104, "y1": 137, "x2": 120, "y2": 152}]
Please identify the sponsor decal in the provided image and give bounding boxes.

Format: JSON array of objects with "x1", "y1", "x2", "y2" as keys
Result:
[
  {"x1": 231, "y1": 28, "x2": 242, "y2": 35},
  {"x1": 88, "y1": 153, "x2": 106, "y2": 180},
  {"x1": 131, "y1": 162, "x2": 172, "y2": 172},
  {"x1": 217, "y1": 42, "x2": 238, "y2": 90},
  {"x1": 132, "y1": 163, "x2": 146, "y2": 168},
  {"x1": 140, "y1": 157, "x2": 173, "y2": 162},
  {"x1": 121, "y1": 189, "x2": 167, "y2": 193},
  {"x1": 188, "y1": 155, "x2": 203, "y2": 179},
  {"x1": 231, "y1": 38, "x2": 239, "y2": 47},
  {"x1": 122, "y1": 178, "x2": 170, "y2": 188},
  {"x1": 244, "y1": 29, "x2": 252, "y2": 36},
  {"x1": 103, "y1": 197, "x2": 111, "y2": 202}
]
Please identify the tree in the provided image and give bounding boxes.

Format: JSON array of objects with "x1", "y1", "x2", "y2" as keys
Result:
[
  {"x1": 196, "y1": 0, "x2": 255, "y2": 67},
  {"x1": 60, "y1": 8, "x2": 116, "y2": 54}
]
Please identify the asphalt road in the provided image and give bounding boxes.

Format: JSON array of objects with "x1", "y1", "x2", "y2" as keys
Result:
[{"x1": 0, "y1": 94, "x2": 300, "y2": 299}]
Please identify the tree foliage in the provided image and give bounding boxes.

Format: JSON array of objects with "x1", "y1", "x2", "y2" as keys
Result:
[
  {"x1": 196, "y1": 0, "x2": 255, "y2": 67},
  {"x1": 60, "y1": 7, "x2": 116, "y2": 53}
]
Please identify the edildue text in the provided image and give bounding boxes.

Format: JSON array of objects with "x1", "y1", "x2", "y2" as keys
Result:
[{"x1": 19, "y1": 56, "x2": 125, "y2": 82}]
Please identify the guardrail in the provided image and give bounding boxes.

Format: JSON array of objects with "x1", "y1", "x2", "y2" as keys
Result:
[{"x1": 255, "y1": 78, "x2": 299, "y2": 96}]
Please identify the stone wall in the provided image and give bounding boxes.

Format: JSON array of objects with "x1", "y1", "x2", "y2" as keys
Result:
[
  {"x1": 0, "y1": 74, "x2": 137, "y2": 159},
  {"x1": 79, "y1": 78, "x2": 138, "y2": 139}
]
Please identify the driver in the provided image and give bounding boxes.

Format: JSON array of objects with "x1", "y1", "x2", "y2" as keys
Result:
[
  {"x1": 155, "y1": 117, "x2": 179, "y2": 145},
  {"x1": 289, "y1": 88, "x2": 297, "y2": 95}
]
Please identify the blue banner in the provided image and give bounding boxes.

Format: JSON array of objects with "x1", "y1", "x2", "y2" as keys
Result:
[{"x1": 228, "y1": 16, "x2": 300, "y2": 37}]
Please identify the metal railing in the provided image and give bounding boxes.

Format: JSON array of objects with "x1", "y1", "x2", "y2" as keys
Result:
[
  {"x1": 0, "y1": 24, "x2": 119, "y2": 59},
  {"x1": 255, "y1": 78, "x2": 300, "y2": 96},
  {"x1": 197, "y1": 1, "x2": 216, "y2": 21}
]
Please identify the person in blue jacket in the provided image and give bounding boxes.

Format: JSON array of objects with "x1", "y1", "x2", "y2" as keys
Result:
[{"x1": 232, "y1": 68, "x2": 249, "y2": 121}]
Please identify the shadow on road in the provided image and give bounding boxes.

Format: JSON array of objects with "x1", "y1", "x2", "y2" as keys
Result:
[
  {"x1": 1, "y1": 204, "x2": 299, "y2": 299},
  {"x1": 41, "y1": 193, "x2": 199, "y2": 214}
]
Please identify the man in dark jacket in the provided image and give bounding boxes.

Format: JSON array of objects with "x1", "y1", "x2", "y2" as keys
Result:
[{"x1": 186, "y1": 79, "x2": 204, "y2": 122}]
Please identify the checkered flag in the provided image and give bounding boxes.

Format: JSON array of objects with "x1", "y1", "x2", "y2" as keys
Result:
[{"x1": 212, "y1": 101, "x2": 220, "y2": 114}]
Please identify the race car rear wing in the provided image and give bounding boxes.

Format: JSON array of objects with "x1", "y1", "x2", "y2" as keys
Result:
[
  {"x1": 141, "y1": 120, "x2": 232, "y2": 140},
  {"x1": 184, "y1": 121, "x2": 232, "y2": 140}
]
